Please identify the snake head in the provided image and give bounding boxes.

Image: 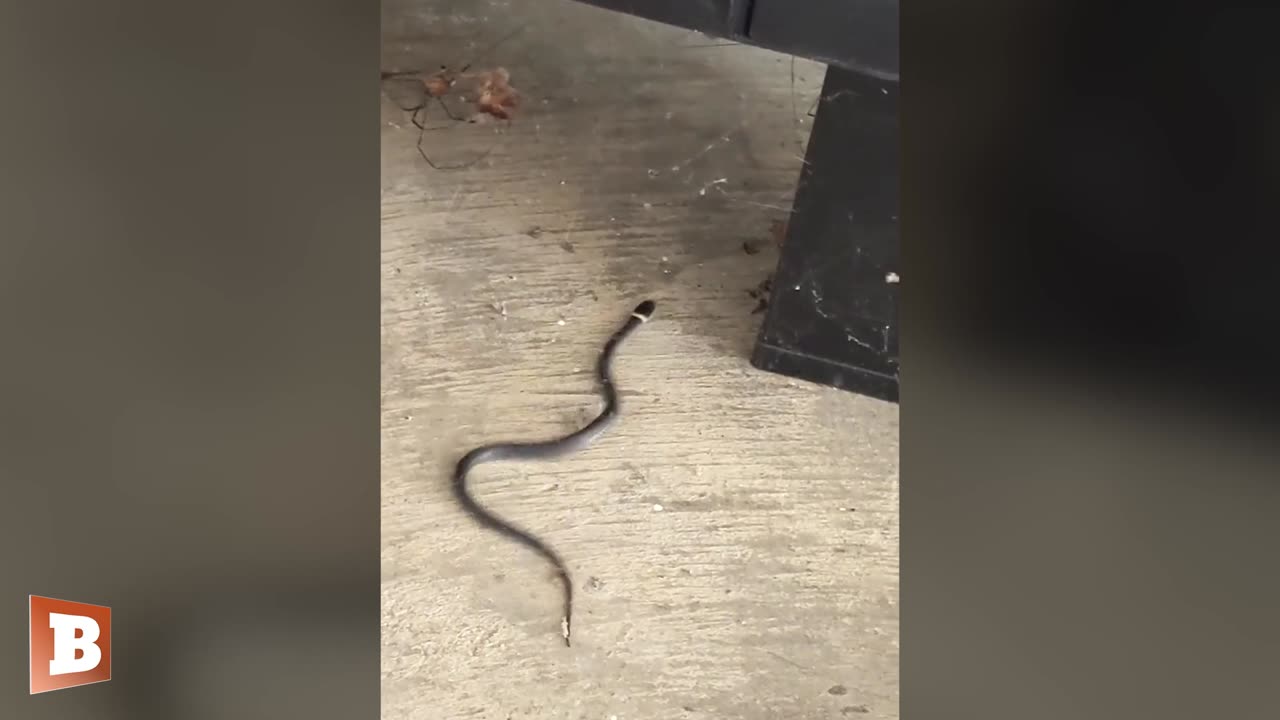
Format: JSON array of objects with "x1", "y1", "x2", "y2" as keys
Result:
[{"x1": 632, "y1": 300, "x2": 656, "y2": 321}]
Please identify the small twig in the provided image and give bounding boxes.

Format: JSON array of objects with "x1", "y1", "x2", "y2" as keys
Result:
[{"x1": 380, "y1": 24, "x2": 527, "y2": 171}]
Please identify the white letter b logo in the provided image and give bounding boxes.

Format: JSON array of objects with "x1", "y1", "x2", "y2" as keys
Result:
[{"x1": 48, "y1": 612, "x2": 102, "y2": 676}]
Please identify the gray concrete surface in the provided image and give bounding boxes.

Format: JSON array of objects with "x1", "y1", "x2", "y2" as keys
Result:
[{"x1": 381, "y1": 2, "x2": 899, "y2": 718}]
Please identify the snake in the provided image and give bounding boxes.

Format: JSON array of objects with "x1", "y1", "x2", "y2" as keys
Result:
[{"x1": 452, "y1": 300, "x2": 656, "y2": 646}]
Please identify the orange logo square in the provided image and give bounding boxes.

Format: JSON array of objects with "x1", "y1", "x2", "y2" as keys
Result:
[{"x1": 29, "y1": 595, "x2": 112, "y2": 694}]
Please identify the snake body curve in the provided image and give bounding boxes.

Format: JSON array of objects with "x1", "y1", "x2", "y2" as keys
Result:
[{"x1": 452, "y1": 300, "x2": 655, "y2": 646}]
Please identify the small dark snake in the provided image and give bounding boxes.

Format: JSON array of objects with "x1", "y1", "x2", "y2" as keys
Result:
[{"x1": 452, "y1": 300, "x2": 656, "y2": 646}]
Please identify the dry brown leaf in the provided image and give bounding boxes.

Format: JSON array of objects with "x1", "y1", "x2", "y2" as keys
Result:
[{"x1": 472, "y1": 67, "x2": 519, "y2": 120}]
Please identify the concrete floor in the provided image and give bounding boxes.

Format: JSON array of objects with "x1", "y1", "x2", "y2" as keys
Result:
[{"x1": 381, "y1": 2, "x2": 899, "y2": 718}]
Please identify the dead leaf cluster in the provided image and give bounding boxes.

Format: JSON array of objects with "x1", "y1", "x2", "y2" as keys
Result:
[
  {"x1": 472, "y1": 67, "x2": 519, "y2": 120},
  {"x1": 414, "y1": 66, "x2": 519, "y2": 123}
]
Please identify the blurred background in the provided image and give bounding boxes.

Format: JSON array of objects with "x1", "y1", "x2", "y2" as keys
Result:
[{"x1": 1, "y1": 1, "x2": 378, "y2": 718}]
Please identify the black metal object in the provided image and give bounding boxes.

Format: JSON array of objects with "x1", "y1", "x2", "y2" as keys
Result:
[
  {"x1": 573, "y1": 0, "x2": 744, "y2": 39},
  {"x1": 747, "y1": 0, "x2": 897, "y2": 80},
  {"x1": 751, "y1": 66, "x2": 899, "y2": 401},
  {"x1": 571, "y1": 0, "x2": 900, "y2": 401},
  {"x1": 574, "y1": 0, "x2": 897, "y2": 80}
]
